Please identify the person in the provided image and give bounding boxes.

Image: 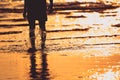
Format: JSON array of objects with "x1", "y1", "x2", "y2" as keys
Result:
[{"x1": 23, "y1": 0, "x2": 53, "y2": 52}]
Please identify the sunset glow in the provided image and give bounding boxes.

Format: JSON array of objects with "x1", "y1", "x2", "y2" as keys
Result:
[{"x1": 0, "y1": 0, "x2": 120, "y2": 80}]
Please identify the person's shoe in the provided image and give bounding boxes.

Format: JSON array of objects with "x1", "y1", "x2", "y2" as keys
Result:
[{"x1": 28, "y1": 47, "x2": 36, "y2": 53}]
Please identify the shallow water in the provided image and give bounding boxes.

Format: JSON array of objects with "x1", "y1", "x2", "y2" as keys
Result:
[
  {"x1": 0, "y1": 51, "x2": 120, "y2": 80},
  {"x1": 0, "y1": 1, "x2": 120, "y2": 80}
]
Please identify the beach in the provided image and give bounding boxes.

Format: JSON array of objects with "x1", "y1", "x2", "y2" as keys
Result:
[{"x1": 0, "y1": 1, "x2": 120, "y2": 80}]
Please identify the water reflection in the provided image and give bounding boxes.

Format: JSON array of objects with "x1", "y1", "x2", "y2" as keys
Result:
[
  {"x1": 90, "y1": 69, "x2": 120, "y2": 80},
  {"x1": 29, "y1": 32, "x2": 49, "y2": 80},
  {"x1": 0, "y1": 1, "x2": 120, "y2": 80},
  {"x1": 30, "y1": 52, "x2": 49, "y2": 80},
  {"x1": 30, "y1": 53, "x2": 37, "y2": 78}
]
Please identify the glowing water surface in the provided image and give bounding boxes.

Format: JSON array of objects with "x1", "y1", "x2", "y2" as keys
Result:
[{"x1": 0, "y1": 0, "x2": 120, "y2": 80}]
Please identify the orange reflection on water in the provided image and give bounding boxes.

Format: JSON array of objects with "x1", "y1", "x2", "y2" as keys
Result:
[
  {"x1": 47, "y1": 52, "x2": 120, "y2": 80},
  {"x1": 0, "y1": 0, "x2": 120, "y2": 80},
  {"x1": 0, "y1": 53, "x2": 30, "y2": 80}
]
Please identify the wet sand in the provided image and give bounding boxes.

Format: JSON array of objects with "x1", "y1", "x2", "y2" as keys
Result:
[{"x1": 0, "y1": 1, "x2": 120, "y2": 80}]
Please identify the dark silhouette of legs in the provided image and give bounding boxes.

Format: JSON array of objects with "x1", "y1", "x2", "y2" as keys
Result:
[
  {"x1": 39, "y1": 20, "x2": 46, "y2": 44},
  {"x1": 39, "y1": 21, "x2": 46, "y2": 31},
  {"x1": 28, "y1": 19, "x2": 36, "y2": 53},
  {"x1": 27, "y1": 19, "x2": 46, "y2": 52}
]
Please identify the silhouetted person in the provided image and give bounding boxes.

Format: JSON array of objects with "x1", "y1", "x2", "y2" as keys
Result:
[{"x1": 23, "y1": 0, "x2": 53, "y2": 52}]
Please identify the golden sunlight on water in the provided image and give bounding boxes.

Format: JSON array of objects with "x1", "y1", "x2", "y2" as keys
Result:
[
  {"x1": 47, "y1": 52, "x2": 120, "y2": 80},
  {"x1": 46, "y1": 0, "x2": 120, "y2": 3},
  {"x1": 0, "y1": 0, "x2": 120, "y2": 80},
  {"x1": 1, "y1": 51, "x2": 119, "y2": 80},
  {"x1": 0, "y1": 53, "x2": 30, "y2": 80}
]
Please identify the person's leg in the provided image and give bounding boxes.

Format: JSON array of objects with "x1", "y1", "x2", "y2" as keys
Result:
[
  {"x1": 28, "y1": 19, "x2": 36, "y2": 50},
  {"x1": 39, "y1": 20, "x2": 46, "y2": 42},
  {"x1": 38, "y1": 20, "x2": 46, "y2": 49},
  {"x1": 39, "y1": 20, "x2": 46, "y2": 31}
]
